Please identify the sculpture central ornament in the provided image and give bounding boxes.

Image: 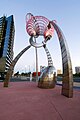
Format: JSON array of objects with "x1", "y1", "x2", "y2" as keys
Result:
[{"x1": 26, "y1": 13, "x2": 54, "y2": 47}]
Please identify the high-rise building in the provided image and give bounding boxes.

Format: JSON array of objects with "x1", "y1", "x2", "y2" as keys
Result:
[
  {"x1": 57, "y1": 69, "x2": 62, "y2": 75},
  {"x1": 75, "y1": 66, "x2": 80, "y2": 74},
  {"x1": 0, "y1": 15, "x2": 15, "y2": 79}
]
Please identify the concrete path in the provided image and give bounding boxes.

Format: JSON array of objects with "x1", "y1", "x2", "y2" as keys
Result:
[{"x1": 0, "y1": 82, "x2": 80, "y2": 120}]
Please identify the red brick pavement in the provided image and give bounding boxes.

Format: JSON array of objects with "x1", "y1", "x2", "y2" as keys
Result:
[{"x1": 0, "y1": 82, "x2": 80, "y2": 120}]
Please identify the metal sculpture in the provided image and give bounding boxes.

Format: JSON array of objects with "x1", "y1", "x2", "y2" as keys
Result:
[
  {"x1": 26, "y1": 13, "x2": 56, "y2": 88},
  {"x1": 4, "y1": 13, "x2": 73, "y2": 98},
  {"x1": 4, "y1": 45, "x2": 31, "y2": 87},
  {"x1": 50, "y1": 21, "x2": 73, "y2": 97},
  {"x1": 38, "y1": 44, "x2": 56, "y2": 88},
  {"x1": 26, "y1": 13, "x2": 73, "y2": 98},
  {"x1": 43, "y1": 44, "x2": 53, "y2": 66},
  {"x1": 26, "y1": 13, "x2": 54, "y2": 48}
]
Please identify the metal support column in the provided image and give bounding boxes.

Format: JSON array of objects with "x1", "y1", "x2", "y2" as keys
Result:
[{"x1": 35, "y1": 38, "x2": 38, "y2": 82}]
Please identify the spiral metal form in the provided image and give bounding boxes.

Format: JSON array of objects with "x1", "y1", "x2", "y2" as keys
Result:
[
  {"x1": 43, "y1": 44, "x2": 53, "y2": 66},
  {"x1": 26, "y1": 13, "x2": 49, "y2": 36},
  {"x1": 26, "y1": 13, "x2": 54, "y2": 39}
]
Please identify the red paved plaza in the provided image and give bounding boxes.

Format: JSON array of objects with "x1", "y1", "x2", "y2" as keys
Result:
[{"x1": 0, "y1": 82, "x2": 80, "y2": 120}]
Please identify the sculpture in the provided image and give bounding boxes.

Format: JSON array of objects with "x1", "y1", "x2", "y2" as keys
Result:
[{"x1": 4, "y1": 13, "x2": 73, "y2": 98}]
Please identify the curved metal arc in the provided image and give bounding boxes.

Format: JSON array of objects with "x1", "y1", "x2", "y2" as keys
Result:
[
  {"x1": 4, "y1": 45, "x2": 31, "y2": 87},
  {"x1": 50, "y1": 21, "x2": 73, "y2": 98},
  {"x1": 51, "y1": 21, "x2": 72, "y2": 73},
  {"x1": 13, "y1": 45, "x2": 31, "y2": 67}
]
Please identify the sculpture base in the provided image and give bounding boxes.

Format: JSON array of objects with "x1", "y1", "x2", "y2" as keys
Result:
[
  {"x1": 61, "y1": 88, "x2": 73, "y2": 98},
  {"x1": 4, "y1": 82, "x2": 9, "y2": 87},
  {"x1": 38, "y1": 81, "x2": 56, "y2": 89}
]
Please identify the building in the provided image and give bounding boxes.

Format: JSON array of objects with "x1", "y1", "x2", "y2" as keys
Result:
[
  {"x1": 57, "y1": 69, "x2": 62, "y2": 75},
  {"x1": 0, "y1": 15, "x2": 15, "y2": 79},
  {"x1": 75, "y1": 66, "x2": 80, "y2": 74}
]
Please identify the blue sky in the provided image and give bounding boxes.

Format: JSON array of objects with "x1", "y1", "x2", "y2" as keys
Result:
[{"x1": 0, "y1": 0, "x2": 80, "y2": 73}]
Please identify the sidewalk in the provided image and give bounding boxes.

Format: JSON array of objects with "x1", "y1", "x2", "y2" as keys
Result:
[
  {"x1": 0, "y1": 82, "x2": 80, "y2": 120},
  {"x1": 57, "y1": 81, "x2": 80, "y2": 88}
]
